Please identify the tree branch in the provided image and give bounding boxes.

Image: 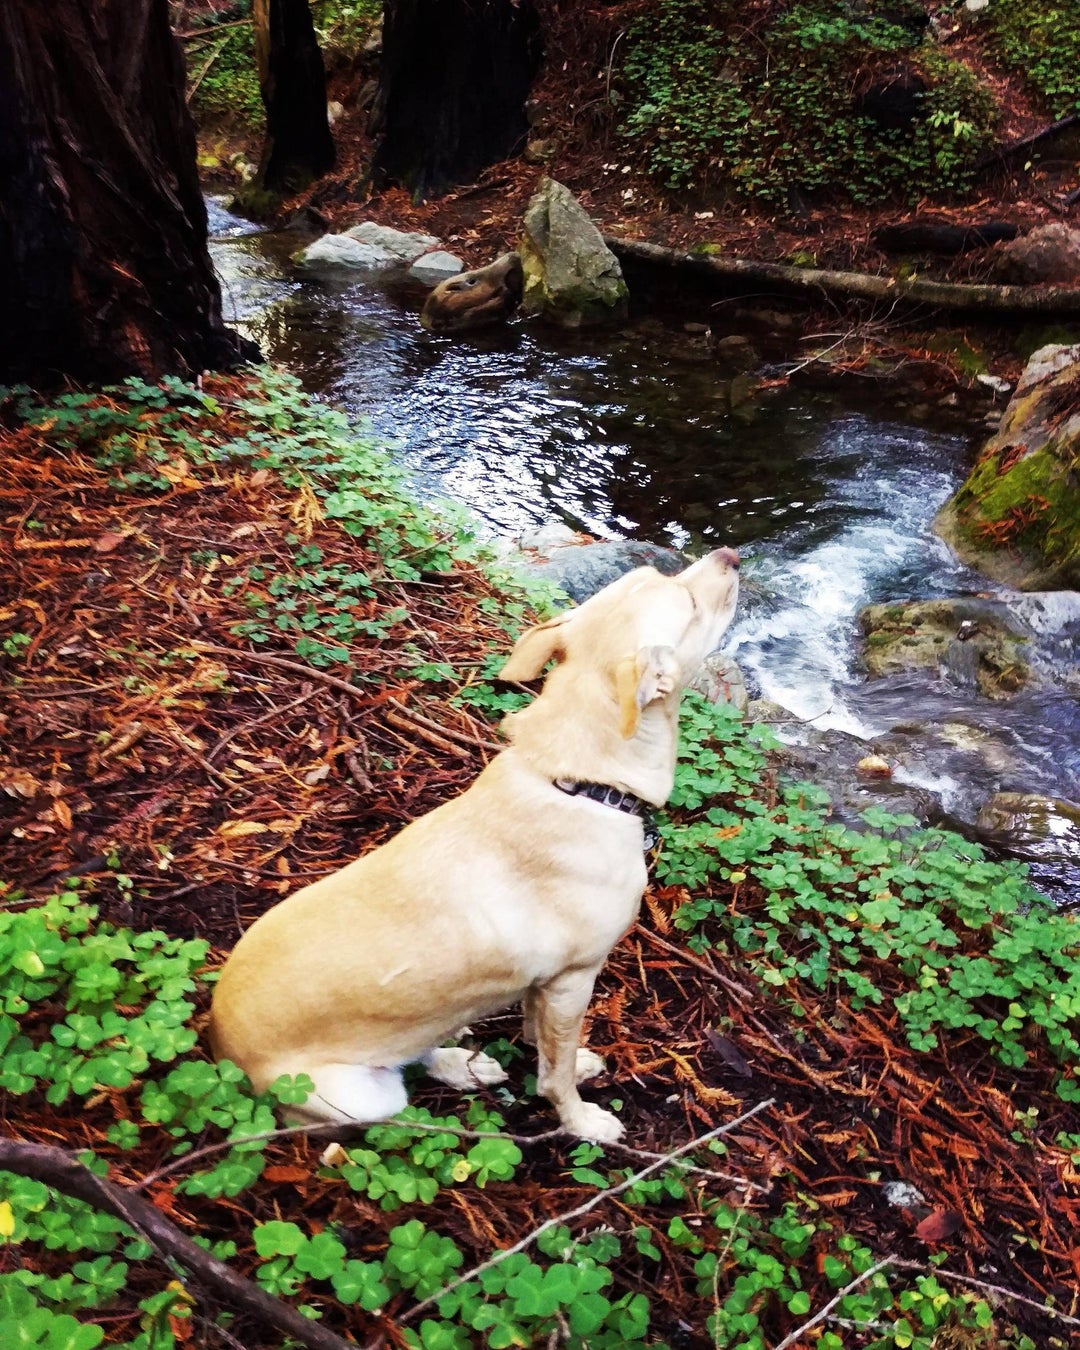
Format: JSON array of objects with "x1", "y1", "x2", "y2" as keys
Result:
[{"x1": 0, "y1": 1138, "x2": 360, "y2": 1350}]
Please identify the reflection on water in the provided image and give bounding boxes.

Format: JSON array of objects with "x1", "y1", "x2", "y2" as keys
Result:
[{"x1": 208, "y1": 200, "x2": 1079, "y2": 893}]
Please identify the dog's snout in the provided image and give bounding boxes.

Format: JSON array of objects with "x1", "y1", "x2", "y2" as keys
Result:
[{"x1": 712, "y1": 546, "x2": 740, "y2": 571}]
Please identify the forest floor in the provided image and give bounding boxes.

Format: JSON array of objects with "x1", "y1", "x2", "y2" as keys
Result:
[
  {"x1": 2, "y1": 375, "x2": 1079, "y2": 1348},
  {"x1": 206, "y1": 7, "x2": 1073, "y2": 272}
]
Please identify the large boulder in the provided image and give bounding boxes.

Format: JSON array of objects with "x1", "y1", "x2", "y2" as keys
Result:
[
  {"x1": 934, "y1": 344, "x2": 1080, "y2": 588},
  {"x1": 992, "y1": 223, "x2": 1080, "y2": 284},
  {"x1": 518, "y1": 178, "x2": 629, "y2": 328}
]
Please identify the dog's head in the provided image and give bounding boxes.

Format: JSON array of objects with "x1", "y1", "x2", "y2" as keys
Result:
[{"x1": 498, "y1": 549, "x2": 740, "y2": 804}]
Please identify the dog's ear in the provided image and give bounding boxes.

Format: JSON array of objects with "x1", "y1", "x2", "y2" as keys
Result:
[
  {"x1": 498, "y1": 612, "x2": 574, "y2": 682},
  {"x1": 614, "y1": 645, "x2": 680, "y2": 738}
]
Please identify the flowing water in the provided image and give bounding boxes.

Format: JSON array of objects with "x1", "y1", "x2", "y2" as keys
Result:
[{"x1": 207, "y1": 199, "x2": 1080, "y2": 897}]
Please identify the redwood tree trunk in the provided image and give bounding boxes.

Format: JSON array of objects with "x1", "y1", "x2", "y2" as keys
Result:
[
  {"x1": 372, "y1": 0, "x2": 542, "y2": 200},
  {"x1": 253, "y1": 0, "x2": 335, "y2": 194},
  {"x1": 0, "y1": 0, "x2": 253, "y2": 385}
]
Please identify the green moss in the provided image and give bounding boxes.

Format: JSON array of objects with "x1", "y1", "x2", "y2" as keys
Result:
[{"x1": 948, "y1": 437, "x2": 1080, "y2": 586}]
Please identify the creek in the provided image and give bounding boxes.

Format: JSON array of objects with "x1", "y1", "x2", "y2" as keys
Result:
[{"x1": 207, "y1": 198, "x2": 1080, "y2": 899}]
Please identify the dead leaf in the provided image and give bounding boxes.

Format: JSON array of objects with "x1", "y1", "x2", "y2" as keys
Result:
[
  {"x1": 2, "y1": 768, "x2": 43, "y2": 798},
  {"x1": 92, "y1": 531, "x2": 127, "y2": 553},
  {"x1": 52, "y1": 799, "x2": 73, "y2": 831},
  {"x1": 705, "y1": 1028, "x2": 753, "y2": 1077},
  {"x1": 263, "y1": 1164, "x2": 310, "y2": 1185},
  {"x1": 217, "y1": 820, "x2": 268, "y2": 839},
  {"x1": 915, "y1": 1209, "x2": 962, "y2": 1242},
  {"x1": 249, "y1": 469, "x2": 271, "y2": 488},
  {"x1": 304, "y1": 763, "x2": 331, "y2": 785}
]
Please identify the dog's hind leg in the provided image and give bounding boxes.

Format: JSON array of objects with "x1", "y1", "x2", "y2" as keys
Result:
[
  {"x1": 424, "y1": 1047, "x2": 509, "y2": 1090},
  {"x1": 287, "y1": 1062, "x2": 408, "y2": 1129}
]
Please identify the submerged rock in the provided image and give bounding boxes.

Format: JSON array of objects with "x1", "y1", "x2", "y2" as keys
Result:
[
  {"x1": 420, "y1": 253, "x2": 523, "y2": 333},
  {"x1": 859, "y1": 598, "x2": 1030, "y2": 699},
  {"x1": 934, "y1": 343, "x2": 1080, "y2": 589},
  {"x1": 518, "y1": 178, "x2": 629, "y2": 328},
  {"x1": 976, "y1": 792, "x2": 1080, "y2": 868}
]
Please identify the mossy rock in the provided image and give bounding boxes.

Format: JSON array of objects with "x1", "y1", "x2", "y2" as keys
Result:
[
  {"x1": 858, "y1": 598, "x2": 1029, "y2": 699},
  {"x1": 934, "y1": 344, "x2": 1080, "y2": 589},
  {"x1": 518, "y1": 178, "x2": 629, "y2": 328}
]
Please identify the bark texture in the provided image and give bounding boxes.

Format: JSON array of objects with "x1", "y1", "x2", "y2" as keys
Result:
[
  {"x1": 372, "y1": 0, "x2": 542, "y2": 200},
  {"x1": 0, "y1": 0, "x2": 253, "y2": 385},
  {"x1": 253, "y1": 0, "x2": 335, "y2": 194}
]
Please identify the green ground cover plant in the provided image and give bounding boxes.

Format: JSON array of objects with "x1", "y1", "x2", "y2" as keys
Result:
[
  {"x1": 983, "y1": 0, "x2": 1080, "y2": 117},
  {"x1": 619, "y1": 0, "x2": 998, "y2": 204},
  {"x1": 1, "y1": 372, "x2": 1071, "y2": 1347}
]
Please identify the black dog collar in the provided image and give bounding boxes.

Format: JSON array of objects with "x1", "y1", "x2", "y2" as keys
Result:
[{"x1": 553, "y1": 778, "x2": 658, "y2": 850}]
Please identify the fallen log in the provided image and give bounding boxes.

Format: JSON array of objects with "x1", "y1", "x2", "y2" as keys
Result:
[
  {"x1": 871, "y1": 221, "x2": 1018, "y2": 255},
  {"x1": 605, "y1": 236, "x2": 1080, "y2": 317}
]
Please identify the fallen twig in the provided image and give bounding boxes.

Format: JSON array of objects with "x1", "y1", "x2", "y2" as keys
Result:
[
  {"x1": 403, "y1": 1098, "x2": 776, "y2": 1322},
  {"x1": 772, "y1": 1258, "x2": 893, "y2": 1349}
]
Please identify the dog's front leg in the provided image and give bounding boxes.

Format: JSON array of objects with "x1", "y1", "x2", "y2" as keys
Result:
[{"x1": 533, "y1": 968, "x2": 624, "y2": 1143}]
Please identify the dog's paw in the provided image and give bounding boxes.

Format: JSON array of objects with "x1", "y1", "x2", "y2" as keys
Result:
[
  {"x1": 425, "y1": 1047, "x2": 509, "y2": 1091},
  {"x1": 574, "y1": 1048, "x2": 607, "y2": 1083},
  {"x1": 561, "y1": 1101, "x2": 625, "y2": 1143}
]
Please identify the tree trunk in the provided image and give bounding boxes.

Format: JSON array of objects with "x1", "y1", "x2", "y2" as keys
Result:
[
  {"x1": 252, "y1": 0, "x2": 335, "y2": 195},
  {"x1": 0, "y1": 0, "x2": 254, "y2": 386},
  {"x1": 372, "y1": 0, "x2": 542, "y2": 201}
]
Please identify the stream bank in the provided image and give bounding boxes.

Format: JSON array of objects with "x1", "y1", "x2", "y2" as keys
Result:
[{"x1": 208, "y1": 197, "x2": 1080, "y2": 898}]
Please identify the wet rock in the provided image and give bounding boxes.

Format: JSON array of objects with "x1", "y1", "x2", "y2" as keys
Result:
[
  {"x1": 293, "y1": 235, "x2": 400, "y2": 269},
  {"x1": 514, "y1": 538, "x2": 686, "y2": 603},
  {"x1": 519, "y1": 178, "x2": 629, "y2": 328},
  {"x1": 992, "y1": 224, "x2": 1080, "y2": 285},
  {"x1": 770, "y1": 726, "x2": 941, "y2": 827},
  {"x1": 934, "y1": 344, "x2": 1080, "y2": 589},
  {"x1": 689, "y1": 653, "x2": 749, "y2": 714},
  {"x1": 711, "y1": 334, "x2": 759, "y2": 371},
  {"x1": 516, "y1": 522, "x2": 584, "y2": 553},
  {"x1": 976, "y1": 792, "x2": 1080, "y2": 867},
  {"x1": 343, "y1": 222, "x2": 442, "y2": 261},
  {"x1": 859, "y1": 598, "x2": 1030, "y2": 698},
  {"x1": 420, "y1": 253, "x2": 523, "y2": 333},
  {"x1": 407, "y1": 251, "x2": 464, "y2": 284}
]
